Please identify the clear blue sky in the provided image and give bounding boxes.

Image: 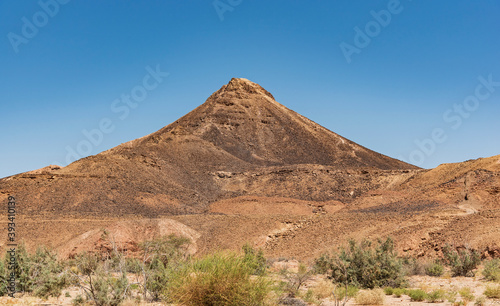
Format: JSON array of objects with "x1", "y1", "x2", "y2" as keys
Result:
[{"x1": 1, "y1": 0, "x2": 499, "y2": 178}]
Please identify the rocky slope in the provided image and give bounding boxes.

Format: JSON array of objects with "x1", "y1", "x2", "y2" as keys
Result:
[{"x1": 0, "y1": 78, "x2": 498, "y2": 260}]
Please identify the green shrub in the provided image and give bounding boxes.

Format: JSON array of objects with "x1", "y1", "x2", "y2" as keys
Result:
[
  {"x1": 444, "y1": 291, "x2": 457, "y2": 304},
  {"x1": 333, "y1": 284, "x2": 359, "y2": 302},
  {"x1": 3, "y1": 244, "x2": 70, "y2": 298},
  {"x1": 445, "y1": 290, "x2": 457, "y2": 303},
  {"x1": 139, "y1": 235, "x2": 191, "y2": 301},
  {"x1": 302, "y1": 288, "x2": 318, "y2": 304},
  {"x1": 459, "y1": 287, "x2": 475, "y2": 305},
  {"x1": 425, "y1": 261, "x2": 444, "y2": 277},
  {"x1": 393, "y1": 288, "x2": 405, "y2": 297},
  {"x1": 482, "y1": 259, "x2": 500, "y2": 282},
  {"x1": 442, "y1": 245, "x2": 480, "y2": 277},
  {"x1": 484, "y1": 284, "x2": 500, "y2": 298},
  {"x1": 0, "y1": 260, "x2": 8, "y2": 296},
  {"x1": 72, "y1": 252, "x2": 130, "y2": 306},
  {"x1": 165, "y1": 252, "x2": 274, "y2": 305},
  {"x1": 313, "y1": 253, "x2": 333, "y2": 274},
  {"x1": 140, "y1": 234, "x2": 191, "y2": 267},
  {"x1": 315, "y1": 237, "x2": 406, "y2": 289},
  {"x1": 383, "y1": 287, "x2": 394, "y2": 295},
  {"x1": 242, "y1": 243, "x2": 267, "y2": 276},
  {"x1": 426, "y1": 289, "x2": 445, "y2": 303},
  {"x1": 72, "y1": 294, "x2": 85, "y2": 305},
  {"x1": 408, "y1": 289, "x2": 427, "y2": 301}
]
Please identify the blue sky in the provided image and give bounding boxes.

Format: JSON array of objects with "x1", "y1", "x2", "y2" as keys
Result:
[{"x1": 1, "y1": 0, "x2": 499, "y2": 178}]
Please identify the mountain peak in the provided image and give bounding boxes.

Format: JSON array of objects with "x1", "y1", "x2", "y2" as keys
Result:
[
  {"x1": 140, "y1": 78, "x2": 416, "y2": 171},
  {"x1": 209, "y1": 78, "x2": 275, "y2": 102}
]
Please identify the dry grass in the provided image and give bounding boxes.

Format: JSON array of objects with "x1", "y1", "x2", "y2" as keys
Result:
[
  {"x1": 484, "y1": 284, "x2": 500, "y2": 298},
  {"x1": 355, "y1": 289, "x2": 385, "y2": 305},
  {"x1": 312, "y1": 279, "x2": 335, "y2": 299}
]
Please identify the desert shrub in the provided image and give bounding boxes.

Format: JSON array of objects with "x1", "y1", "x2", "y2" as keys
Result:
[
  {"x1": 445, "y1": 290, "x2": 458, "y2": 303},
  {"x1": 302, "y1": 288, "x2": 318, "y2": 304},
  {"x1": 426, "y1": 289, "x2": 445, "y2": 303},
  {"x1": 332, "y1": 284, "x2": 359, "y2": 306},
  {"x1": 72, "y1": 294, "x2": 85, "y2": 305},
  {"x1": 279, "y1": 296, "x2": 307, "y2": 305},
  {"x1": 313, "y1": 253, "x2": 333, "y2": 274},
  {"x1": 139, "y1": 235, "x2": 191, "y2": 301},
  {"x1": 140, "y1": 235, "x2": 191, "y2": 267},
  {"x1": 311, "y1": 279, "x2": 335, "y2": 299},
  {"x1": 442, "y1": 245, "x2": 480, "y2": 277},
  {"x1": 482, "y1": 259, "x2": 500, "y2": 282},
  {"x1": 393, "y1": 288, "x2": 405, "y2": 297},
  {"x1": 165, "y1": 252, "x2": 274, "y2": 306},
  {"x1": 72, "y1": 252, "x2": 130, "y2": 306},
  {"x1": 407, "y1": 289, "x2": 427, "y2": 301},
  {"x1": 315, "y1": 237, "x2": 406, "y2": 289},
  {"x1": 425, "y1": 261, "x2": 444, "y2": 277},
  {"x1": 308, "y1": 278, "x2": 358, "y2": 306},
  {"x1": 355, "y1": 288, "x2": 385, "y2": 305},
  {"x1": 401, "y1": 256, "x2": 426, "y2": 276},
  {"x1": 383, "y1": 287, "x2": 393, "y2": 295},
  {"x1": 0, "y1": 260, "x2": 8, "y2": 296},
  {"x1": 242, "y1": 243, "x2": 267, "y2": 275},
  {"x1": 125, "y1": 257, "x2": 142, "y2": 274},
  {"x1": 3, "y1": 244, "x2": 70, "y2": 298},
  {"x1": 459, "y1": 287, "x2": 475, "y2": 305},
  {"x1": 279, "y1": 263, "x2": 312, "y2": 298},
  {"x1": 484, "y1": 284, "x2": 500, "y2": 298},
  {"x1": 474, "y1": 296, "x2": 486, "y2": 306}
]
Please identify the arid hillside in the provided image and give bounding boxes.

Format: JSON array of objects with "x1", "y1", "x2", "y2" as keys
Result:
[
  {"x1": 0, "y1": 78, "x2": 416, "y2": 217},
  {"x1": 0, "y1": 78, "x2": 499, "y2": 260}
]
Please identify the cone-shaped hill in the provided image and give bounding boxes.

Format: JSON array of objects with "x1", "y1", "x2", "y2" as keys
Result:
[{"x1": 0, "y1": 78, "x2": 418, "y2": 217}]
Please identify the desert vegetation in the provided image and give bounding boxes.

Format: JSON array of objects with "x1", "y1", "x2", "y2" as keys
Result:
[{"x1": 1, "y1": 235, "x2": 499, "y2": 305}]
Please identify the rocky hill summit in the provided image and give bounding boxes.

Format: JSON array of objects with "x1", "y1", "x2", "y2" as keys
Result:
[{"x1": 0, "y1": 78, "x2": 416, "y2": 217}]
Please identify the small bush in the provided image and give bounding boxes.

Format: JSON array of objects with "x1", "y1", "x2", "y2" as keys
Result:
[
  {"x1": 442, "y1": 245, "x2": 480, "y2": 277},
  {"x1": 408, "y1": 289, "x2": 427, "y2": 301},
  {"x1": 311, "y1": 279, "x2": 335, "y2": 299},
  {"x1": 72, "y1": 252, "x2": 130, "y2": 306},
  {"x1": 401, "y1": 257, "x2": 426, "y2": 276},
  {"x1": 165, "y1": 252, "x2": 274, "y2": 306},
  {"x1": 72, "y1": 294, "x2": 85, "y2": 305},
  {"x1": 279, "y1": 296, "x2": 307, "y2": 305},
  {"x1": 313, "y1": 253, "x2": 333, "y2": 274},
  {"x1": 459, "y1": 287, "x2": 475, "y2": 305},
  {"x1": 425, "y1": 261, "x2": 444, "y2": 277},
  {"x1": 138, "y1": 234, "x2": 191, "y2": 301},
  {"x1": 383, "y1": 287, "x2": 393, "y2": 295},
  {"x1": 484, "y1": 284, "x2": 500, "y2": 298},
  {"x1": 355, "y1": 288, "x2": 385, "y2": 305},
  {"x1": 279, "y1": 263, "x2": 312, "y2": 298},
  {"x1": 445, "y1": 290, "x2": 457, "y2": 303},
  {"x1": 482, "y1": 259, "x2": 500, "y2": 282},
  {"x1": 426, "y1": 289, "x2": 445, "y2": 303},
  {"x1": 333, "y1": 284, "x2": 359, "y2": 303},
  {"x1": 393, "y1": 288, "x2": 405, "y2": 297},
  {"x1": 242, "y1": 243, "x2": 267, "y2": 275},
  {"x1": 302, "y1": 289, "x2": 318, "y2": 304},
  {"x1": 475, "y1": 296, "x2": 486, "y2": 306}
]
